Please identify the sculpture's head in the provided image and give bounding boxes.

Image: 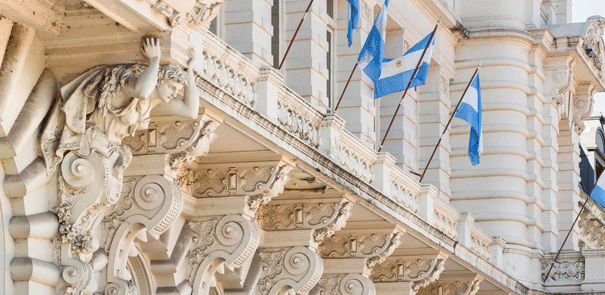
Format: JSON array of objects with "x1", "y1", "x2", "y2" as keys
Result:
[{"x1": 157, "y1": 63, "x2": 188, "y2": 102}]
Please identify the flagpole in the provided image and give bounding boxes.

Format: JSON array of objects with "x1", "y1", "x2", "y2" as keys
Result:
[
  {"x1": 278, "y1": 0, "x2": 315, "y2": 70},
  {"x1": 543, "y1": 185, "x2": 591, "y2": 283},
  {"x1": 419, "y1": 62, "x2": 481, "y2": 183},
  {"x1": 335, "y1": 63, "x2": 358, "y2": 111},
  {"x1": 378, "y1": 19, "x2": 440, "y2": 152}
]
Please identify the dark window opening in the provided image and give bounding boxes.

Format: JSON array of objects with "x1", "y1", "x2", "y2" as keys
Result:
[{"x1": 272, "y1": 0, "x2": 281, "y2": 68}]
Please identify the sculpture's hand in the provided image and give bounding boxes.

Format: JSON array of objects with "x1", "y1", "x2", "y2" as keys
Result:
[
  {"x1": 187, "y1": 48, "x2": 196, "y2": 75},
  {"x1": 141, "y1": 38, "x2": 161, "y2": 61}
]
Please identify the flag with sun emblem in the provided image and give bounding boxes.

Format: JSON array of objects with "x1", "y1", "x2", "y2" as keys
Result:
[{"x1": 373, "y1": 32, "x2": 435, "y2": 99}]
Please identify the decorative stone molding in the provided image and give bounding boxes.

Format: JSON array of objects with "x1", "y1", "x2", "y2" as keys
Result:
[
  {"x1": 312, "y1": 274, "x2": 376, "y2": 295},
  {"x1": 338, "y1": 132, "x2": 374, "y2": 183},
  {"x1": 433, "y1": 209, "x2": 458, "y2": 239},
  {"x1": 152, "y1": 0, "x2": 226, "y2": 28},
  {"x1": 572, "y1": 84, "x2": 596, "y2": 135},
  {"x1": 547, "y1": 58, "x2": 575, "y2": 106},
  {"x1": 198, "y1": 47, "x2": 256, "y2": 107},
  {"x1": 256, "y1": 246, "x2": 323, "y2": 295},
  {"x1": 261, "y1": 199, "x2": 353, "y2": 244},
  {"x1": 583, "y1": 16, "x2": 605, "y2": 76},
  {"x1": 319, "y1": 229, "x2": 403, "y2": 272},
  {"x1": 470, "y1": 234, "x2": 491, "y2": 261},
  {"x1": 418, "y1": 276, "x2": 483, "y2": 295},
  {"x1": 123, "y1": 115, "x2": 221, "y2": 171},
  {"x1": 371, "y1": 255, "x2": 447, "y2": 293},
  {"x1": 176, "y1": 160, "x2": 293, "y2": 215},
  {"x1": 542, "y1": 251, "x2": 585, "y2": 283},
  {"x1": 187, "y1": 214, "x2": 260, "y2": 294},
  {"x1": 391, "y1": 181, "x2": 419, "y2": 214},
  {"x1": 578, "y1": 210, "x2": 605, "y2": 249},
  {"x1": 277, "y1": 98, "x2": 320, "y2": 148}
]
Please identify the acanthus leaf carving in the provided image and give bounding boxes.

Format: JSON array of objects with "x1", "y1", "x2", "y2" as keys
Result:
[
  {"x1": 152, "y1": 0, "x2": 226, "y2": 28},
  {"x1": 256, "y1": 246, "x2": 323, "y2": 295}
]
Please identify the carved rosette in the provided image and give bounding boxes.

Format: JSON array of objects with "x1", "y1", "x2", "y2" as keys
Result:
[
  {"x1": 187, "y1": 214, "x2": 260, "y2": 293},
  {"x1": 123, "y1": 117, "x2": 220, "y2": 171},
  {"x1": 256, "y1": 246, "x2": 324, "y2": 295},
  {"x1": 371, "y1": 257, "x2": 446, "y2": 292},
  {"x1": 319, "y1": 231, "x2": 403, "y2": 272},
  {"x1": 176, "y1": 161, "x2": 293, "y2": 214},
  {"x1": 312, "y1": 274, "x2": 376, "y2": 295},
  {"x1": 418, "y1": 276, "x2": 483, "y2": 295},
  {"x1": 261, "y1": 200, "x2": 353, "y2": 244}
]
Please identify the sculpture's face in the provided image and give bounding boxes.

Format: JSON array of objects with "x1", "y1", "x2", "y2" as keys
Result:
[{"x1": 157, "y1": 79, "x2": 183, "y2": 102}]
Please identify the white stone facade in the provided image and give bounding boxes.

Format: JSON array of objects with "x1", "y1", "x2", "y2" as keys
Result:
[{"x1": 0, "y1": 0, "x2": 604, "y2": 294}]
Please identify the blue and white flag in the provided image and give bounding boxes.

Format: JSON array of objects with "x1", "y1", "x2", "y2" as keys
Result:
[
  {"x1": 453, "y1": 74, "x2": 482, "y2": 166},
  {"x1": 591, "y1": 172, "x2": 605, "y2": 208},
  {"x1": 373, "y1": 32, "x2": 435, "y2": 99},
  {"x1": 346, "y1": 0, "x2": 359, "y2": 47},
  {"x1": 357, "y1": 0, "x2": 389, "y2": 82}
]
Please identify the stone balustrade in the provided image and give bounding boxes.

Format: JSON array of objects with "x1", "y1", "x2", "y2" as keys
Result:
[{"x1": 196, "y1": 28, "x2": 502, "y2": 267}]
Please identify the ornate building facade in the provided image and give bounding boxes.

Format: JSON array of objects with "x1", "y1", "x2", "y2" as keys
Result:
[{"x1": 0, "y1": 0, "x2": 604, "y2": 294}]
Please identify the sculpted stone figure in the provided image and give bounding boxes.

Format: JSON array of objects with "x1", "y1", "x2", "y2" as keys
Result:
[{"x1": 39, "y1": 37, "x2": 199, "y2": 265}]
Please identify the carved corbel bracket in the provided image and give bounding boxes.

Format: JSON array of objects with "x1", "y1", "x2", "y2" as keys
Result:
[
  {"x1": 123, "y1": 113, "x2": 221, "y2": 171},
  {"x1": 572, "y1": 83, "x2": 597, "y2": 134},
  {"x1": 545, "y1": 57, "x2": 575, "y2": 107},
  {"x1": 319, "y1": 228, "x2": 404, "y2": 274},
  {"x1": 176, "y1": 158, "x2": 294, "y2": 217},
  {"x1": 256, "y1": 246, "x2": 324, "y2": 295},
  {"x1": 260, "y1": 197, "x2": 353, "y2": 246},
  {"x1": 312, "y1": 274, "x2": 376, "y2": 295},
  {"x1": 187, "y1": 214, "x2": 260, "y2": 294},
  {"x1": 417, "y1": 272, "x2": 483, "y2": 295},
  {"x1": 371, "y1": 253, "x2": 447, "y2": 293},
  {"x1": 101, "y1": 175, "x2": 183, "y2": 294}
]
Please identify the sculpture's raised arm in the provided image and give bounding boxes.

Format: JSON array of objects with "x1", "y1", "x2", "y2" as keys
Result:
[
  {"x1": 132, "y1": 38, "x2": 161, "y2": 100},
  {"x1": 155, "y1": 49, "x2": 200, "y2": 119}
]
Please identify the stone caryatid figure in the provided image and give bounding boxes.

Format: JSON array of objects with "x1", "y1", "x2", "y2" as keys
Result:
[{"x1": 37, "y1": 38, "x2": 199, "y2": 286}]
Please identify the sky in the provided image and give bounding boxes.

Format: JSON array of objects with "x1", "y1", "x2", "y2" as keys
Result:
[{"x1": 572, "y1": 0, "x2": 605, "y2": 113}]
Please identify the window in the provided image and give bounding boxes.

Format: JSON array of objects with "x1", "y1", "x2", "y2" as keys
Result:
[{"x1": 327, "y1": 0, "x2": 334, "y2": 19}]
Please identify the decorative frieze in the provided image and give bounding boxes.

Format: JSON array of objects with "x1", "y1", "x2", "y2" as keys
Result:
[
  {"x1": 542, "y1": 251, "x2": 585, "y2": 283},
  {"x1": 123, "y1": 116, "x2": 220, "y2": 171},
  {"x1": 583, "y1": 16, "x2": 605, "y2": 76},
  {"x1": 320, "y1": 230, "x2": 403, "y2": 271},
  {"x1": 152, "y1": 0, "x2": 226, "y2": 28},
  {"x1": 338, "y1": 132, "x2": 374, "y2": 183},
  {"x1": 261, "y1": 199, "x2": 353, "y2": 244},
  {"x1": 470, "y1": 233, "x2": 491, "y2": 261},
  {"x1": 371, "y1": 256, "x2": 446, "y2": 292},
  {"x1": 418, "y1": 276, "x2": 483, "y2": 295},
  {"x1": 256, "y1": 246, "x2": 323, "y2": 295},
  {"x1": 391, "y1": 181, "x2": 419, "y2": 214}
]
